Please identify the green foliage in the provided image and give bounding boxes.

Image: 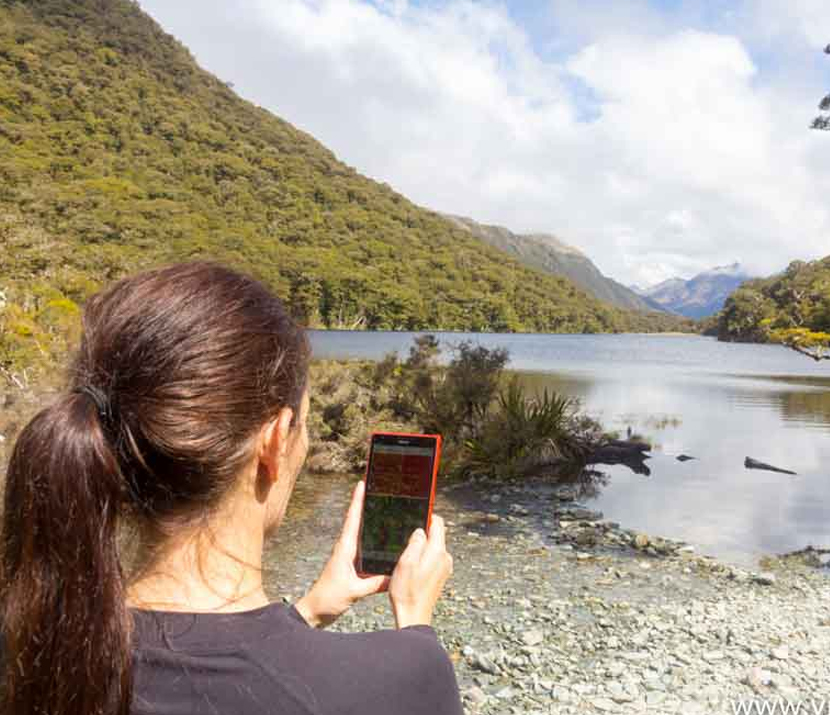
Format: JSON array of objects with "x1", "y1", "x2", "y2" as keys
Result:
[
  {"x1": 308, "y1": 336, "x2": 601, "y2": 480},
  {"x1": 393, "y1": 337, "x2": 510, "y2": 445},
  {"x1": 769, "y1": 327, "x2": 830, "y2": 361},
  {"x1": 0, "y1": 0, "x2": 689, "y2": 377},
  {"x1": 717, "y1": 257, "x2": 830, "y2": 358},
  {"x1": 459, "y1": 378, "x2": 588, "y2": 479},
  {"x1": 811, "y1": 43, "x2": 830, "y2": 131}
]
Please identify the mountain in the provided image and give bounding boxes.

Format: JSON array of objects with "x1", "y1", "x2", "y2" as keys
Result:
[
  {"x1": 640, "y1": 263, "x2": 752, "y2": 318},
  {"x1": 444, "y1": 215, "x2": 668, "y2": 313},
  {"x1": 717, "y1": 257, "x2": 830, "y2": 345},
  {"x1": 0, "y1": 0, "x2": 694, "y2": 373}
]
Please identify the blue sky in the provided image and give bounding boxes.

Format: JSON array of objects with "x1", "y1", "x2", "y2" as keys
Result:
[{"x1": 139, "y1": 0, "x2": 830, "y2": 286}]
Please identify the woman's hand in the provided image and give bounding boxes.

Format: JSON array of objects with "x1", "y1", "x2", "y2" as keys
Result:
[
  {"x1": 388, "y1": 514, "x2": 453, "y2": 629},
  {"x1": 295, "y1": 480, "x2": 389, "y2": 628}
]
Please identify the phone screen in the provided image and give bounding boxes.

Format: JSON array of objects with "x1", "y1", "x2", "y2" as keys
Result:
[{"x1": 359, "y1": 434, "x2": 439, "y2": 576}]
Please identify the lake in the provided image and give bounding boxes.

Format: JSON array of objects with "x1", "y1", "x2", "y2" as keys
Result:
[{"x1": 308, "y1": 331, "x2": 830, "y2": 569}]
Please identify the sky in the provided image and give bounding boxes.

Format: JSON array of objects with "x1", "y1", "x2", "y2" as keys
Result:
[{"x1": 138, "y1": 0, "x2": 830, "y2": 286}]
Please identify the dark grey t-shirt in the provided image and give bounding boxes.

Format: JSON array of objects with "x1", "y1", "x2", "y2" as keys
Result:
[{"x1": 130, "y1": 602, "x2": 463, "y2": 715}]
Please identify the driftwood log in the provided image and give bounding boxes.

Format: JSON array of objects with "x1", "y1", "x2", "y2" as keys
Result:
[
  {"x1": 587, "y1": 439, "x2": 652, "y2": 476},
  {"x1": 744, "y1": 457, "x2": 797, "y2": 475}
]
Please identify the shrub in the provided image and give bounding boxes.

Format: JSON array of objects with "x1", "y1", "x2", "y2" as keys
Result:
[
  {"x1": 457, "y1": 378, "x2": 590, "y2": 479},
  {"x1": 306, "y1": 336, "x2": 601, "y2": 479}
]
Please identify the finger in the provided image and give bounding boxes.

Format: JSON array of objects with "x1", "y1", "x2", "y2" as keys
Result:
[
  {"x1": 425, "y1": 514, "x2": 446, "y2": 553},
  {"x1": 398, "y1": 527, "x2": 427, "y2": 567},
  {"x1": 354, "y1": 574, "x2": 390, "y2": 597},
  {"x1": 336, "y1": 480, "x2": 365, "y2": 555}
]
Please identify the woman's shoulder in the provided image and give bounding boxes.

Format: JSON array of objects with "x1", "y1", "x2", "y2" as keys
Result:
[
  {"x1": 279, "y1": 613, "x2": 462, "y2": 715},
  {"x1": 130, "y1": 600, "x2": 303, "y2": 652}
]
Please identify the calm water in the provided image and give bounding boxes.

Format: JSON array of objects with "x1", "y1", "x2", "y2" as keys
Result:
[{"x1": 309, "y1": 331, "x2": 830, "y2": 569}]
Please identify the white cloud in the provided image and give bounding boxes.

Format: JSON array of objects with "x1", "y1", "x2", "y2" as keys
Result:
[{"x1": 139, "y1": 0, "x2": 830, "y2": 286}]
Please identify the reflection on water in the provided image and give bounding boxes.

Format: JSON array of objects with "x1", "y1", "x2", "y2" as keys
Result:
[{"x1": 307, "y1": 332, "x2": 830, "y2": 569}]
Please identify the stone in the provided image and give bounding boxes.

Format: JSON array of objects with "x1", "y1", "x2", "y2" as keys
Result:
[
  {"x1": 753, "y1": 572, "x2": 777, "y2": 585},
  {"x1": 575, "y1": 530, "x2": 597, "y2": 547},
  {"x1": 770, "y1": 646, "x2": 789, "y2": 661},
  {"x1": 562, "y1": 507, "x2": 603, "y2": 521},
  {"x1": 464, "y1": 686, "x2": 488, "y2": 704},
  {"x1": 592, "y1": 697, "x2": 618, "y2": 711},
  {"x1": 621, "y1": 651, "x2": 650, "y2": 662},
  {"x1": 633, "y1": 533, "x2": 650, "y2": 549},
  {"x1": 470, "y1": 654, "x2": 499, "y2": 675},
  {"x1": 607, "y1": 662, "x2": 624, "y2": 676},
  {"x1": 521, "y1": 629, "x2": 544, "y2": 646},
  {"x1": 646, "y1": 691, "x2": 666, "y2": 706},
  {"x1": 743, "y1": 668, "x2": 773, "y2": 689}
]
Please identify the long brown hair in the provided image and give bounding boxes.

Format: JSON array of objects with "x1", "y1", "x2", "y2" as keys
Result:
[{"x1": 0, "y1": 262, "x2": 310, "y2": 715}]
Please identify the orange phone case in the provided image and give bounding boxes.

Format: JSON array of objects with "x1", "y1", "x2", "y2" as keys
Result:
[{"x1": 356, "y1": 431, "x2": 442, "y2": 577}]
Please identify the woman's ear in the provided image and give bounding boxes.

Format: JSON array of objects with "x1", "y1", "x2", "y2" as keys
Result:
[{"x1": 258, "y1": 407, "x2": 294, "y2": 484}]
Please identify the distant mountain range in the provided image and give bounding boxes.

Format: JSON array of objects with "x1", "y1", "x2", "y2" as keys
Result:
[
  {"x1": 444, "y1": 215, "x2": 667, "y2": 314},
  {"x1": 632, "y1": 263, "x2": 752, "y2": 318}
]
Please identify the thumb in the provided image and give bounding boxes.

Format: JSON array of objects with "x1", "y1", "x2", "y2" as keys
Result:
[{"x1": 354, "y1": 574, "x2": 390, "y2": 597}]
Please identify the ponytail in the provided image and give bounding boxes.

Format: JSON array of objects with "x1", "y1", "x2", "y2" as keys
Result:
[{"x1": 0, "y1": 392, "x2": 131, "y2": 715}]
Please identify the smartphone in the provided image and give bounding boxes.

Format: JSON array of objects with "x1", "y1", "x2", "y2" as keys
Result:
[{"x1": 357, "y1": 432, "x2": 442, "y2": 576}]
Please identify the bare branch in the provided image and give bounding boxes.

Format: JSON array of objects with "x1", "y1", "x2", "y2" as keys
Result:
[
  {"x1": 784, "y1": 342, "x2": 830, "y2": 361},
  {"x1": 0, "y1": 365, "x2": 27, "y2": 390}
]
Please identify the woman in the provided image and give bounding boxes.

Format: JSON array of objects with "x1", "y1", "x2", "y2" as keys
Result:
[{"x1": 0, "y1": 262, "x2": 461, "y2": 715}]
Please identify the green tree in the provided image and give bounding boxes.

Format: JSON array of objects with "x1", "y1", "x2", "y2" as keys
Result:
[{"x1": 811, "y1": 44, "x2": 830, "y2": 131}]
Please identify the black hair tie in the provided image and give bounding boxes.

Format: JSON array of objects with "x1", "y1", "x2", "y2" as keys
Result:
[{"x1": 73, "y1": 385, "x2": 115, "y2": 430}]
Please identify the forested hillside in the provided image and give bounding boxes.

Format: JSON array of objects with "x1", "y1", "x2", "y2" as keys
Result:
[
  {"x1": 717, "y1": 257, "x2": 830, "y2": 354},
  {"x1": 0, "y1": 0, "x2": 689, "y2": 377}
]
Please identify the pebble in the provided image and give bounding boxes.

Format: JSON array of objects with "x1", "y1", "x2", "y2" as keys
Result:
[
  {"x1": 753, "y1": 571, "x2": 777, "y2": 585},
  {"x1": 520, "y1": 629, "x2": 544, "y2": 646},
  {"x1": 633, "y1": 533, "x2": 650, "y2": 549},
  {"x1": 465, "y1": 686, "x2": 488, "y2": 704}
]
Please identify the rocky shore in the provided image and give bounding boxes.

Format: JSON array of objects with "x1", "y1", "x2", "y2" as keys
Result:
[{"x1": 320, "y1": 476, "x2": 830, "y2": 714}]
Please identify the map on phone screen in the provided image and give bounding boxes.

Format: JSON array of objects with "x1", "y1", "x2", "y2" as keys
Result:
[{"x1": 361, "y1": 438, "x2": 436, "y2": 575}]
